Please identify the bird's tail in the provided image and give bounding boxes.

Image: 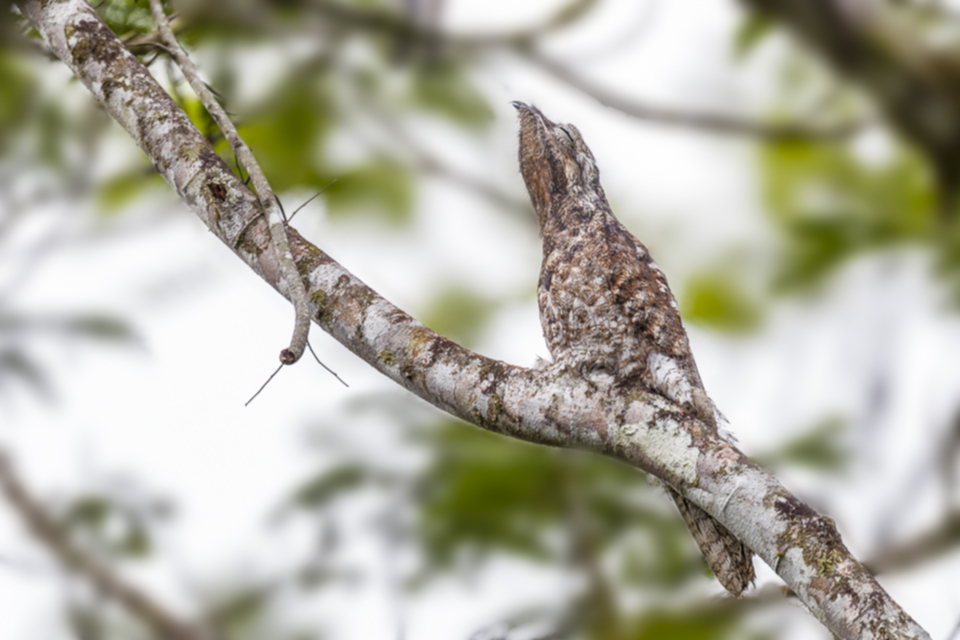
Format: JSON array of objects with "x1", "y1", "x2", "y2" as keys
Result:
[{"x1": 667, "y1": 487, "x2": 755, "y2": 597}]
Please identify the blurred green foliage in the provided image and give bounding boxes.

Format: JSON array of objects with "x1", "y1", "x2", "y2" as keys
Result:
[
  {"x1": 732, "y1": 13, "x2": 774, "y2": 60},
  {"x1": 410, "y1": 61, "x2": 494, "y2": 129},
  {"x1": 414, "y1": 422, "x2": 708, "y2": 585},
  {"x1": 0, "y1": 51, "x2": 35, "y2": 152},
  {"x1": 0, "y1": 313, "x2": 137, "y2": 398},
  {"x1": 754, "y1": 416, "x2": 850, "y2": 473},
  {"x1": 416, "y1": 422, "x2": 572, "y2": 566},
  {"x1": 624, "y1": 600, "x2": 764, "y2": 640},
  {"x1": 95, "y1": 0, "x2": 156, "y2": 37},
  {"x1": 761, "y1": 140, "x2": 934, "y2": 291},
  {"x1": 59, "y1": 487, "x2": 172, "y2": 561},
  {"x1": 230, "y1": 81, "x2": 335, "y2": 192},
  {"x1": 682, "y1": 272, "x2": 761, "y2": 334},
  {"x1": 0, "y1": 347, "x2": 50, "y2": 398},
  {"x1": 324, "y1": 158, "x2": 413, "y2": 223},
  {"x1": 294, "y1": 462, "x2": 374, "y2": 510},
  {"x1": 98, "y1": 169, "x2": 167, "y2": 213},
  {"x1": 420, "y1": 287, "x2": 499, "y2": 347}
]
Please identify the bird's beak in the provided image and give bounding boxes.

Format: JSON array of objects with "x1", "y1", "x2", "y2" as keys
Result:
[{"x1": 511, "y1": 101, "x2": 551, "y2": 128}]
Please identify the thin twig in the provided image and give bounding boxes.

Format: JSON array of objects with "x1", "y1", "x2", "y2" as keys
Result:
[
  {"x1": 149, "y1": 0, "x2": 313, "y2": 365},
  {"x1": 287, "y1": 179, "x2": 337, "y2": 223},
  {"x1": 125, "y1": 41, "x2": 179, "y2": 57},
  {"x1": 307, "y1": 340, "x2": 349, "y2": 387},
  {"x1": 233, "y1": 151, "x2": 248, "y2": 185},
  {"x1": 0, "y1": 452, "x2": 212, "y2": 640},
  {"x1": 245, "y1": 363, "x2": 285, "y2": 406}
]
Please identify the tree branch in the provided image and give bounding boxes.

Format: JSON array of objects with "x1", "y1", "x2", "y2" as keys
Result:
[
  {"x1": 520, "y1": 48, "x2": 862, "y2": 141},
  {"x1": 0, "y1": 451, "x2": 214, "y2": 640},
  {"x1": 15, "y1": 0, "x2": 932, "y2": 637},
  {"x1": 737, "y1": 0, "x2": 960, "y2": 211},
  {"x1": 147, "y1": 0, "x2": 312, "y2": 364},
  {"x1": 308, "y1": 0, "x2": 858, "y2": 141}
]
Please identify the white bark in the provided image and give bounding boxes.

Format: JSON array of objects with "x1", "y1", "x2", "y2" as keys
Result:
[{"x1": 15, "y1": 1, "x2": 932, "y2": 638}]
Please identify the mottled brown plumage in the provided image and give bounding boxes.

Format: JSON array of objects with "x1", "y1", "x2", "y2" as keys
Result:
[{"x1": 513, "y1": 102, "x2": 754, "y2": 597}]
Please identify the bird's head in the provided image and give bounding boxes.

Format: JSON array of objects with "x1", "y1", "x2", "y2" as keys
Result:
[{"x1": 512, "y1": 102, "x2": 602, "y2": 230}]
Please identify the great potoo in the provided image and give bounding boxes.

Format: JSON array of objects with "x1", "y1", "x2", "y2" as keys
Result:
[{"x1": 512, "y1": 101, "x2": 755, "y2": 597}]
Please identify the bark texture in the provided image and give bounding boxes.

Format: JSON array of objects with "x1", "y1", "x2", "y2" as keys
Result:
[{"x1": 15, "y1": 0, "x2": 932, "y2": 637}]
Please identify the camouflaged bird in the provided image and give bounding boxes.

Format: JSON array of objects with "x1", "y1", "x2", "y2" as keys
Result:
[{"x1": 512, "y1": 102, "x2": 754, "y2": 597}]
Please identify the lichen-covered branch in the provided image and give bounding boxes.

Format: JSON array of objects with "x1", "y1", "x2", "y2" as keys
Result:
[
  {"x1": 14, "y1": 0, "x2": 931, "y2": 637},
  {"x1": 147, "y1": 0, "x2": 311, "y2": 364},
  {"x1": 0, "y1": 452, "x2": 214, "y2": 640}
]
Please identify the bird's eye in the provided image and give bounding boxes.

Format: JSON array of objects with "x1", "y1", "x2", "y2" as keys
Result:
[{"x1": 559, "y1": 126, "x2": 574, "y2": 143}]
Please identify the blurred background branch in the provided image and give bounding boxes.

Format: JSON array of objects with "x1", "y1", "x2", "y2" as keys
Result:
[
  {"x1": 864, "y1": 509, "x2": 960, "y2": 574},
  {"x1": 0, "y1": 452, "x2": 213, "y2": 640}
]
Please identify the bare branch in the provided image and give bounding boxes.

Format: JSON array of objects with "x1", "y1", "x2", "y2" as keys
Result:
[
  {"x1": 864, "y1": 510, "x2": 960, "y2": 575},
  {"x1": 0, "y1": 452, "x2": 213, "y2": 640},
  {"x1": 14, "y1": 0, "x2": 933, "y2": 637},
  {"x1": 245, "y1": 362, "x2": 285, "y2": 406},
  {"x1": 148, "y1": 0, "x2": 312, "y2": 365},
  {"x1": 521, "y1": 49, "x2": 863, "y2": 141}
]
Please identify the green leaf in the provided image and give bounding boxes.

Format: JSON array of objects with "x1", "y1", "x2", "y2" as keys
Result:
[
  {"x1": 619, "y1": 520, "x2": 702, "y2": 588},
  {"x1": 733, "y1": 13, "x2": 774, "y2": 60},
  {"x1": 115, "y1": 524, "x2": 152, "y2": 558},
  {"x1": 0, "y1": 53, "x2": 36, "y2": 152},
  {"x1": 61, "y1": 494, "x2": 157, "y2": 559},
  {"x1": 98, "y1": 170, "x2": 164, "y2": 214},
  {"x1": 760, "y1": 140, "x2": 935, "y2": 291},
  {"x1": 63, "y1": 315, "x2": 138, "y2": 343},
  {"x1": 415, "y1": 422, "x2": 657, "y2": 572},
  {"x1": 64, "y1": 496, "x2": 112, "y2": 528},
  {"x1": 207, "y1": 588, "x2": 270, "y2": 634},
  {"x1": 681, "y1": 273, "x2": 762, "y2": 334},
  {"x1": 420, "y1": 287, "x2": 497, "y2": 347},
  {"x1": 325, "y1": 159, "x2": 414, "y2": 224},
  {"x1": 626, "y1": 600, "x2": 759, "y2": 640},
  {"x1": 182, "y1": 95, "x2": 220, "y2": 142},
  {"x1": 95, "y1": 0, "x2": 156, "y2": 37},
  {"x1": 0, "y1": 348, "x2": 51, "y2": 398},
  {"x1": 416, "y1": 425, "x2": 567, "y2": 565},
  {"x1": 37, "y1": 101, "x2": 67, "y2": 170},
  {"x1": 755, "y1": 416, "x2": 849, "y2": 472},
  {"x1": 293, "y1": 464, "x2": 369, "y2": 509},
  {"x1": 410, "y1": 62, "x2": 493, "y2": 129},
  {"x1": 233, "y1": 81, "x2": 335, "y2": 192}
]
